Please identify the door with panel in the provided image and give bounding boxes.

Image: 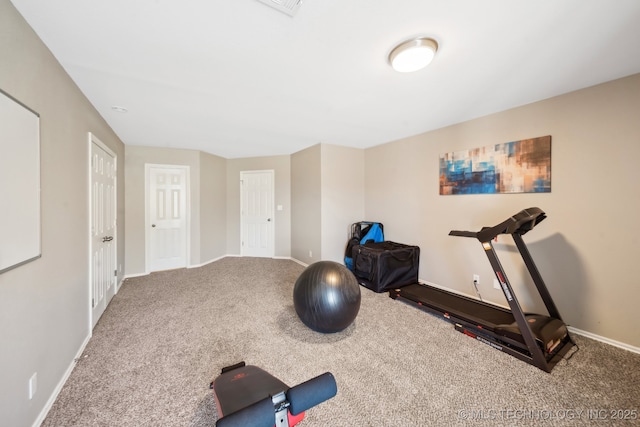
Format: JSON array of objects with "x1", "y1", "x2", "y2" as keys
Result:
[
  {"x1": 147, "y1": 165, "x2": 189, "y2": 272},
  {"x1": 90, "y1": 138, "x2": 116, "y2": 328},
  {"x1": 240, "y1": 170, "x2": 274, "y2": 258}
]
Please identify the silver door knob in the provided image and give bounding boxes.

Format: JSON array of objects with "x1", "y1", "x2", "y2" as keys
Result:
[{"x1": 151, "y1": 224, "x2": 156, "y2": 227}]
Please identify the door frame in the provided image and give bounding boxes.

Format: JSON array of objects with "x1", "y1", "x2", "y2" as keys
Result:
[
  {"x1": 145, "y1": 163, "x2": 191, "y2": 273},
  {"x1": 240, "y1": 169, "x2": 275, "y2": 257},
  {"x1": 88, "y1": 132, "x2": 117, "y2": 331}
]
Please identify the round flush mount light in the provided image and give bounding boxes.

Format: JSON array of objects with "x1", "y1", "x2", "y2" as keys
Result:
[{"x1": 389, "y1": 37, "x2": 438, "y2": 73}]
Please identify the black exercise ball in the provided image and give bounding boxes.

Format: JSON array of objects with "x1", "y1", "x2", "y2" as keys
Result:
[{"x1": 293, "y1": 261, "x2": 361, "y2": 333}]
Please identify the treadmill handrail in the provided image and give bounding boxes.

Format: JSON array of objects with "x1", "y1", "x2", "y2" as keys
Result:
[
  {"x1": 448, "y1": 230, "x2": 476, "y2": 238},
  {"x1": 449, "y1": 207, "x2": 546, "y2": 242}
]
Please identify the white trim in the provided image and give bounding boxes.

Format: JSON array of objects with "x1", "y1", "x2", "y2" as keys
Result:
[
  {"x1": 125, "y1": 254, "x2": 244, "y2": 277},
  {"x1": 87, "y1": 136, "x2": 92, "y2": 334},
  {"x1": 116, "y1": 277, "x2": 125, "y2": 291},
  {"x1": 568, "y1": 326, "x2": 640, "y2": 355},
  {"x1": 123, "y1": 272, "x2": 149, "y2": 280},
  {"x1": 420, "y1": 279, "x2": 640, "y2": 354},
  {"x1": 122, "y1": 254, "x2": 306, "y2": 279},
  {"x1": 31, "y1": 333, "x2": 91, "y2": 427},
  {"x1": 188, "y1": 255, "x2": 227, "y2": 269},
  {"x1": 290, "y1": 257, "x2": 308, "y2": 267},
  {"x1": 88, "y1": 133, "x2": 117, "y2": 331}
]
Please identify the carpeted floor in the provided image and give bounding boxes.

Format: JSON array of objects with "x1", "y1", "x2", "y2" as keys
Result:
[{"x1": 42, "y1": 257, "x2": 640, "y2": 426}]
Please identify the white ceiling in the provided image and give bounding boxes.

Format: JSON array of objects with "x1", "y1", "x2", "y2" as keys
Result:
[{"x1": 10, "y1": 0, "x2": 640, "y2": 158}]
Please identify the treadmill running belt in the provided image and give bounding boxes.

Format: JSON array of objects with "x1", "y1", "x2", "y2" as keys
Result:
[{"x1": 398, "y1": 284, "x2": 516, "y2": 329}]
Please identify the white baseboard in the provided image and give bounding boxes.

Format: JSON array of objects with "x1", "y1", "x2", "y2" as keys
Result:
[
  {"x1": 290, "y1": 258, "x2": 308, "y2": 267},
  {"x1": 419, "y1": 279, "x2": 640, "y2": 355},
  {"x1": 188, "y1": 254, "x2": 228, "y2": 269},
  {"x1": 122, "y1": 272, "x2": 148, "y2": 280},
  {"x1": 129, "y1": 254, "x2": 304, "y2": 275},
  {"x1": 32, "y1": 333, "x2": 91, "y2": 427},
  {"x1": 125, "y1": 254, "x2": 243, "y2": 278},
  {"x1": 568, "y1": 326, "x2": 640, "y2": 354},
  {"x1": 115, "y1": 277, "x2": 125, "y2": 294}
]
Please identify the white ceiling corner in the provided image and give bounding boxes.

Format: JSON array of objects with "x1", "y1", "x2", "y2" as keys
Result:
[{"x1": 8, "y1": 0, "x2": 640, "y2": 159}]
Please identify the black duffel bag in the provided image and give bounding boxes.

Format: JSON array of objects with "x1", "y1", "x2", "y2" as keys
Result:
[{"x1": 352, "y1": 241, "x2": 420, "y2": 292}]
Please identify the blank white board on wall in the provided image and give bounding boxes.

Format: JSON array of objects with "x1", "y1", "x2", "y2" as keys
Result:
[{"x1": 0, "y1": 89, "x2": 41, "y2": 274}]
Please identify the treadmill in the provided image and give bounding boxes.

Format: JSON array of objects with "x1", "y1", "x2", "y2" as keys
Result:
[{"x1": 389, "y1": 207, "x2": 575, "y2": 372}]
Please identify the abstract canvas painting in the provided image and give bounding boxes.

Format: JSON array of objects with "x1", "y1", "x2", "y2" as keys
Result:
[{"x1": 439, "y1": 136, "x2": 551, "y2": 195}]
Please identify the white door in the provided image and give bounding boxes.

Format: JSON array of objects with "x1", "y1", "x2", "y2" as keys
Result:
[
  {"x1": 147, "y1": 165, "x2": 189, "y2": 272},
  {"x1": 90, "y1": 137, "x2": 116, "y2": 328},
  {"x1": 241, "y1": 170, "x2": 274, "y2": 257}
]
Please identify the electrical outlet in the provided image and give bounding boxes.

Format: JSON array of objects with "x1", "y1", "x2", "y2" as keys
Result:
[
  {"x1": 473, "y1": 274, "x2": 480, "y2": 284},
  {"x1": 308, "y1": 250, "x2": 312, "y2": 258},
  {"x1": 29, "y1": 372, "x2": 37, "y2": 399},
  {"x1": 493, "y1": 278, "x2": 501, "y2": 289}
]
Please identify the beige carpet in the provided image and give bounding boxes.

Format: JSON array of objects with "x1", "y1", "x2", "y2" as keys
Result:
[{"x1": 42, "y1": 257, "x2": 640, "y2": 426}]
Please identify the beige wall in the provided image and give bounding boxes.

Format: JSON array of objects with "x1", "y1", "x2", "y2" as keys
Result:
[
  {"x1": 0, "y1": 2, "x2": 126, "y2": 426},
  {"x1": 365, "y1": 73, "x2": 640, "y2": 348},
  {"x1": 321, "y1": 144, "x2": 365, "y2": 262},
  {"x1": 290, "y1": 143, "x2": 365, "y2": 264},
  {"x1": 200, "y1": 151, "x2": 228, "y2": 262},
  {"x1": 226, "y1": 155, "x2": 291, "y2": 257},
  {"x1": 125, "y1": 146, "x2": 227, "y2": 275},
  {"x1": 291, "y1": 144, "x2": 322, "y2": 263}
]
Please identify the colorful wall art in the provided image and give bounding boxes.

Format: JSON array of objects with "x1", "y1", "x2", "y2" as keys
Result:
[{"x1": 439, "y1": 136, "x2": 551, "y2": 195}]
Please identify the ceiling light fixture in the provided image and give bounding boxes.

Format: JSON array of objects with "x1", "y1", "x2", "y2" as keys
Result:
[{"x1": 389, "y1": 37, "x2": 438, "y2": 73}]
